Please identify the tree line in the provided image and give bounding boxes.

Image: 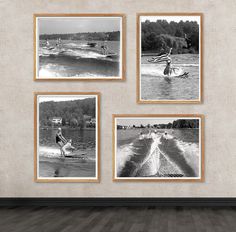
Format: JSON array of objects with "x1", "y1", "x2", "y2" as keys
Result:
[
  {"x1": 117, "y1": 119, "x2": 199, "y2": 129},
  {"x1": 39, "y1": 98, "x2": 96, "y2": 128},
  {"x1": 142, "y1": 20, "x2": 199, "y2": 54},
  {"x1": 155, "y1": 119, "x2": 199, "y2": 129},
  {"x1": 40, "y1": 31, "x2": 120, "y2": 41}
]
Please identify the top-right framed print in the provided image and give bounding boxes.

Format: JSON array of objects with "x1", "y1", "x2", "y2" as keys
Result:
[{"x1": 137, "y1": 13, "x2": 203, "y2": 103}]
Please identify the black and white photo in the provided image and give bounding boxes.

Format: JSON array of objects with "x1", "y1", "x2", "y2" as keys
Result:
[
  {"x1": 113, "y1": 115, "x2": 204, "y2": 181},
  {"x1": 34, "y1": 14, "x2": 125, "y2": 80},
  {"x1": 35, "y1": 93, "x2": 100, "y2": 182},
  {"x1": 137, "y1": 14, "x2": 202, "y2": 103}
]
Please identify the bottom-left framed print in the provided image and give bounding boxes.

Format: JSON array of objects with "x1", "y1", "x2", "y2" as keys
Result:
[{"x1": 34, "y1": 92, "x2": 100, "y2": 182}]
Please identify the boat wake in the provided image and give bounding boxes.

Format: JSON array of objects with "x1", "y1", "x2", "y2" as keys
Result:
[
  {"x1": 65, "y1": 42, "x2": 91, "y2": 48},
  {"x1": 39, "y1": 46, "x2": 118, "y2": 62},
  {"x1": 117, "y1": 133, "x2": 199, "y2": 178},
  {"x1": 38, "y1": 64, "x2": 114, "y2": 78},
  {"x1": 141, "y1": 64, "x2": 185, "y2": 77},
  {"x1": 39, "y1": 146, "x2": 67, "y2": 158},
  {"x1": 39, "y1": 146, "x2": 95, "y2": 161},
  {"x1": 141, "y1": 63, "x2": 198, "y2": 77}
]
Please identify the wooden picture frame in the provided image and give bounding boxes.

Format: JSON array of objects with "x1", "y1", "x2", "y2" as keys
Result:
[
  {"x1": 34, "y1": 14, "x2": 126, "y2": 81},
  {"x1": 113, "y1": 114, "x2": 204, "y2": 182},
  {"x1": 137, "y1": 13, "x2": 203, "y2": 103},
  {"x1": 34, "y1": 92, "x2": 100, "y2": 182}
]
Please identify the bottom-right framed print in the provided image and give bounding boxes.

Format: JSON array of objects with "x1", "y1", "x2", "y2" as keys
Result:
[{"x1": 113, "y1": 114, "x2": 204, "y2": 182}]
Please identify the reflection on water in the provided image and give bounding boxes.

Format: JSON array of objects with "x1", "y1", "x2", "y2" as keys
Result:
[{"x1": 39, "y1": 128, "x2": 96, "y2": 148}]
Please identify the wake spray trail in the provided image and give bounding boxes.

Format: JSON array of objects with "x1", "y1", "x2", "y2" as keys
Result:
[
  {"x1": 158, "y1": 135, "x2": 196, "y2": 177},
  {"x1": 119, "y1": 137, "x2": 153, "y2": 177}
]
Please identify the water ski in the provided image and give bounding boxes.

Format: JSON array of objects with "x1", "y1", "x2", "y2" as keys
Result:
[
  {"x1": 42, "y1": 46, "x2": 54, "y2": 50},
  {"x1": 176, "y1": 72, "x2": 189, "y2": 78},
  {"x1": 163, "y1": 72, "x2": 189, "y2": 80},
  {"x1": 63, "y1": 149, "x2": 87, "y2": 159},
  {"x1": 87, "y1": 42, "x2": 97, "y2": 47},
  {"x1": 105, "y1": 53, "x2": 118, "y2": 58}
]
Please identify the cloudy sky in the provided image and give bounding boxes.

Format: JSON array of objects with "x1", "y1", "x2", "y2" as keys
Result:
[
  {"x1": 141, "y1": 15, "x2": 200, "y2": 25},
  {"x1": 38, "y1": 95, "x2": 95, "y2": 103},
  {"x1": 38, "y1": 17, "x2": 121, "y2": 34}
]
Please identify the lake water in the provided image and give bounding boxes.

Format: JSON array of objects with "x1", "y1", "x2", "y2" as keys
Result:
[
  {"x1": 116, "y1": 129, "x2": 200, "y2": 178},
  {"x1": 140, "y1": 54, "x2": 200, "y2": 100},
  {"x1": 38, "y1": 40, "x2": 120, "y2": 78},
  {"x1": 38, "y1": 128, "x2": 96, "y2": 178}
]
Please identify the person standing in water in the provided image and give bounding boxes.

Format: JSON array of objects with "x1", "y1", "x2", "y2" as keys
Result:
[{"x1": 56, "y1": 128, "x2": 67, "y2": 156}]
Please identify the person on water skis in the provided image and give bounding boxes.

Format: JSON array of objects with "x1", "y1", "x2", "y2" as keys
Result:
[
  {"x1": 163, "y1": 48, "x2": 184, "y2": 76},
  {"x1": 62, "y1": 139, "x2": 76, "y2": 155},
  {"x1": 101, "y1": 40, "x2": 108, "y2": 55},
  {"x1": 56, "y1": 128, "x2": 67, "y2": 156},
  {"x1": 56, "y1": 38, "x2": 62, "y2": 48},
  {"x1": 163, "y1": 48, "x2": 177, "y2": 76},
  {"x1": 45, "y1": 39, "x2": 50, "y2": 47},
  {"x1": 164, "y1": 58, "x2": 173, "y2": 76}
]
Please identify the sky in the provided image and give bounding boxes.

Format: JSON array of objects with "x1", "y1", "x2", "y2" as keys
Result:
[
  {"x1": 116, "y1": 118, "x2": 176, "y2": 126},
  {"x1": 38, "y1": 17, "x2": 121, "y2": 34},
  {"x1": 38, "y1": 95, "x2": 95, "y2": 103},
  {"x1": 141, "y1": 16, "x2": 200, "y2": 25}
]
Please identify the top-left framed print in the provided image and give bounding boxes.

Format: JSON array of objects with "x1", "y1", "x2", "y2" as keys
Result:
[{"x1": 34, "y1": 14, "x2": 126, "y2": 80}]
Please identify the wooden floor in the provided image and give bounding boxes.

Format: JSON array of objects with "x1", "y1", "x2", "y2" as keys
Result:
[{"x1": 0, "y1": 207, "x2": 235, "y2": 231}]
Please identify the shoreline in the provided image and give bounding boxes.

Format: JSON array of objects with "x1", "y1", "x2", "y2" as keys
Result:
[
  {"x1": 141, "y1": 52, "x2": 199, "y2": 57},
  {"x1": 40, "y1": 127, "x2": 96, "y2": 131}
]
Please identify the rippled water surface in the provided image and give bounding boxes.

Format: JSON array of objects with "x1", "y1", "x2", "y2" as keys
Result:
[
  {"x1": 141, "y1": 54, "x2": 200, "y2": 100},
  {"x1": 38, "y1": 40, "x2": 120, "y2": 78},
  {"x1": 38, "y1": 128, "x2": 96, "y2": 178}
]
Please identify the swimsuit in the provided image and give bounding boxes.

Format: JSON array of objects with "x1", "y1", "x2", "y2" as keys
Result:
[{"x1": 56, "y1": 134, "x2": 62, "y2": 143}]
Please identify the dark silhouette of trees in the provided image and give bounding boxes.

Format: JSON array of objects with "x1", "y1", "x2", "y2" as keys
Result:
[
  {"x1": 116, "y1": 119, "x2": 199, "y2": 130},
  {"x1": 142, "y1": 20, "x2": 199, "y2": 54},
  {"x1": 172, "y1": 119, "x2": 199, "y2": 129}
]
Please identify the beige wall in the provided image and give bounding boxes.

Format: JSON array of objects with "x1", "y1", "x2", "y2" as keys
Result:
[{"x1": 0, "y1": 0, "x2": 236, "y2": 197}]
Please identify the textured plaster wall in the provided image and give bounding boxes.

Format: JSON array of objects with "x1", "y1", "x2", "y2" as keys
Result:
[{"x1": 0, "y1": 0, "x2": 236, "y2": 197}]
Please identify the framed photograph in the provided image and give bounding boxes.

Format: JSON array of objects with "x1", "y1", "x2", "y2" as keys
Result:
[
  {"x1": 34, "y1": 92, "x2": 100, "y2": 182},
  {"x1": 137, "y1": 13, "x2": 203, "y2": 103},
  {"x1": 34, "y1": 14, "x2": 125, "y2": 80},
  {"x1": 113, "y1": 114, "x2": 204, "y2": 181}
]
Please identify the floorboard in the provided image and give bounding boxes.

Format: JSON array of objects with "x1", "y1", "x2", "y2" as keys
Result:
[{"x1": 0, "y1": 207, "x2": 235, "y2": 231}]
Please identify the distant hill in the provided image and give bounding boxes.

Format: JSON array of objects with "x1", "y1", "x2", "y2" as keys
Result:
[
  {"x1": 40, "y1": 31, "x2": 120, "y2": 41},
  {"x1": 39, "y1": 98, "x2": 96, "y2": 128}
]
